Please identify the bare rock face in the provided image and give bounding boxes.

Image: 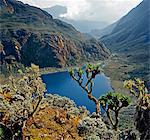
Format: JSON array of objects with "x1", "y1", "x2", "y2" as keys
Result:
[
  {"x1": 0, "y1": 29, "x2": 110, "y2": 68},
  {"x1": 0, "y1": 0, "x2": 110, "y2": 68},
  {"x1": 0, "y1": 30, "x2": 81, "y2": 68}
]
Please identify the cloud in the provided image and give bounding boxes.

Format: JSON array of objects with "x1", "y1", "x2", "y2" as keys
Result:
[
  {"x1": 19, "y1": 0, "x2": 143, "y2": 23},
  {"x1": 83, "y1": 0, "x2": 143, "y2": 22},
  {"x1": 59, "y1": 0, "x2": 90, "y2": 20}
]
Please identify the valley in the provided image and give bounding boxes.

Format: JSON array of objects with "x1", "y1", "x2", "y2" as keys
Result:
[{"x1": 0, "y1": 0, "x2": 149, "y2": 140}]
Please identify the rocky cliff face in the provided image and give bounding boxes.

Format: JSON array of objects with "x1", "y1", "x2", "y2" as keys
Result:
[
  {"x1": 0, "y1": 0, "x2": 110, "y2": 68},
  {"x1": 0, "y1": 29, "x2": 81, "y2": 68}
]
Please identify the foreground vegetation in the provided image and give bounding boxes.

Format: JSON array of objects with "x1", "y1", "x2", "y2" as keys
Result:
[
  {"x1": 0, "y1": 63, "x2": 149, "y2": 140},
  {"x1": 69, "y1": 64, "x2": 131, "y2": 131}
]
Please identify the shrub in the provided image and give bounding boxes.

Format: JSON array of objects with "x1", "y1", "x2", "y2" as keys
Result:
[
  {"x1": 124, "y1": 78, "x2": 150, "y2": 139},
  {"x1": 0, "y1": 64, "x2": 45, "y2": 139},
  {"x1": 99, "y1": 92, "x2": 131, "y2": 131}
]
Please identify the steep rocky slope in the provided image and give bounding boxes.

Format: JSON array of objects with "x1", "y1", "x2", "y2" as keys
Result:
[
  {"x1": 0, "y1": 0, "x2": 110, "y2": 68},
  {"x1": 100, "y1": 0, "x2": 149, "y2": 52},
  {"x1": 100, "y1": 0, "x2": 150, "y2": 81}
]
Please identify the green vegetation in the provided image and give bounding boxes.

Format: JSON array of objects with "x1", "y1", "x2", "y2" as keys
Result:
[
  {"x1": 124, "y1": 78, "x2": 150, "y2": 140},
  {"x1": 0, "y1": 62, "x2": 149, "y2": 139},
  {"x1": 69, "y1": 64, "x2": 131, "y2": 131},
  {"x1": 0, "y1": 64, "x2": 45, "y2": 139},
  {"x1": 99, "y1": 92, "x2": 131, "y2": 131},
  {"x1": 0, "y1": 64, "x2": 86, "y2": 140},
  {"x1": 1, "y1": 0, "x2": 149, "y2": 139},
  {"x1": 69, "y1": 64, "x2": 101, "y2": 115},
  {"x1": 124, "y1": 78, "x2": 148, "y2": 98}
]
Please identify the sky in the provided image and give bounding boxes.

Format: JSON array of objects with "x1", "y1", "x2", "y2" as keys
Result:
[{"x1": 20, "y1": 0, "x2": 143, "y2": 23}]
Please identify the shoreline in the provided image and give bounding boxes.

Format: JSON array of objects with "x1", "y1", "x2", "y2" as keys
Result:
[
  {"x1": 39, "y1": 59, "x2": 106, "y2": 75},
  {"x1": 39, "y1": 66, "x2": 78, "y2": 75},
  {"x1": 39, "y1": 58, "x2": 116, "y2": 90},
  {"x1": 40, "y1": 59, "x2": 115, "y2": 93}
]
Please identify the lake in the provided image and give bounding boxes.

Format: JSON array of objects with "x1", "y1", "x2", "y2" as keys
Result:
[{"x1": 41, "y1": 71, "x2": 113, "y2": 113}]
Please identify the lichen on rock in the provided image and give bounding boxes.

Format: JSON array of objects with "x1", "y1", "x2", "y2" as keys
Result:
[{"x1": 78, "y1": 116, "x2": 114, "y2": 140}]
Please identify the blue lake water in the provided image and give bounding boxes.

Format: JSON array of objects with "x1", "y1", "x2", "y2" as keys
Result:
[{"x1": 41, "y1": 71, "x2": 113, "y2": 113}]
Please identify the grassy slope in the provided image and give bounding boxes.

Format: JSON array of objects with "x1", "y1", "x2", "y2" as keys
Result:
[
  {"x1": 100, "y1": 0, "x2": 150, "y2": 84},
  {"x1": 103, "y1": 54, "x2": 139, "y2": 131}
]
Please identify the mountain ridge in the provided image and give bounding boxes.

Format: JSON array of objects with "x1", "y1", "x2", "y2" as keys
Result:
[
  {"x1": 0, "y1": 0, "x2": 110, "y2": 68},
  {"x1": 90, "y1": 21, "x2": 117, "y2": 38},
  {"x1": 99, "y1": 0, "x2": 150, "y2": 81},
  {"x1": 100, "y1": 0, "x2": 149, "y2": 49},
  {"x1": 43, "y1": 5, "x2": 109, "y2": 33}
]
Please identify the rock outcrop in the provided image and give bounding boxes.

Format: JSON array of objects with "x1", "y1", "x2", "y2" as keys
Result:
[
  {"x1": 78, "y1": 116, "x2": 114, "y2": 140},
  {"x1": 0, "y1": 0, "x2": 110, "y2": 68}
]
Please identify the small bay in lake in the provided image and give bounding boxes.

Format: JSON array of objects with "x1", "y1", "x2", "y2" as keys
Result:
[{"x1": 41, "y1": 71, "x2": 113, "y2": 113}]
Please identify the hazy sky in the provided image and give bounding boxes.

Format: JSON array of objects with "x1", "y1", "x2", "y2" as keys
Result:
[{"x1": 20, "y1": 0, "x2": 143, "y2": 23}]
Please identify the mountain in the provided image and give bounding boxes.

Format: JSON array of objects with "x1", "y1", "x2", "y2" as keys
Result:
[
  {"x1": 90, "y1": 22, "x2": 117, "y2": 38},
  {"x1": 43, "y1": 5, "x2": 67, "y2": 18},
  {"x1": 61, "y1": 19, "x2": 108, "y2": 33},
  {"x1": 0, "y1": 0, "x2": 110, "y2": 68},
  {"x1": 100, "y1": 0, "x2": 149, "y2": 53},
  {"x1": 43, "y1": 6, "x2": 109, "y2": 33},
  {"x1": 99, "y1": 0, "x2": 150, "y2": 79}
]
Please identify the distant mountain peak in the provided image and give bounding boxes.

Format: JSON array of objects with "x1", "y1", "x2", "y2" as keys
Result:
[
  {"x1": 43, "y1": 5, "x2": 67, "y2": 18},
  {"x1": 43, "y1": 6, "x2": 108, "y2": 33}
]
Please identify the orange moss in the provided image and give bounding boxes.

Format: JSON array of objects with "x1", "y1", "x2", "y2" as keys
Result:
[{"x1": 24, "y1": 107, "x2": 83, "y2": 140}]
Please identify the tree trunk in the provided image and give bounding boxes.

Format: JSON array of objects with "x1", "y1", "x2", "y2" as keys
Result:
[
  {"x1": 114, "y1": 111, "x2": 119, "y2": 131},
  {"x1": 22, "y1": 120, "x2": 27, "y2": 140},
  {"x1": 88, "y1": 93, "x2": 100, "y2": 115},
  {"x1": 95, "y1": 101, "x2": 100, "y2": 115},
  {"x1": 106, "y1": 110, "x2": 114, "y2": 127}
]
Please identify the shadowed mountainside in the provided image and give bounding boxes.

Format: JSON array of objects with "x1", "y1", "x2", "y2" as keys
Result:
[
  {"x1": 100, "y1": 0, "x2": 149, "y2": 58},
  {"x1": 99, "y1": 0, "x2": 150, "y2": 81},
  {"x1": 90, "y1": 21, "x2": 117, "y2": 38},
  {"x1": 0, "y1": 0, "x2": 110, "y2": 68}
]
